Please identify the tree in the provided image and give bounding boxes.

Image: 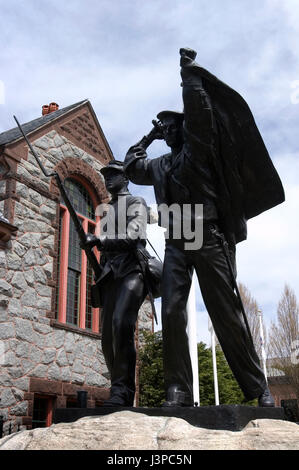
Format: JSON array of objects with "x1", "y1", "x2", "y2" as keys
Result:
[
  {"x1": 138, "y1": 330, "x2": 165, "y2": 407},
  {"x1": 268, "y1": 284, "x2": 299, "y2": 402},
  {"x1": 138, "y1": 333, "x2": 256, "y2": 407},
  {"x1": 238, "y1": 282, "x2": 266, "y2": 360},
  {"x1": 197, "y1": 342, "x2": 256, "y2": 406}
]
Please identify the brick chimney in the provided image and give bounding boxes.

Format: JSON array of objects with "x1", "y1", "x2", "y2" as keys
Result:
[{"x1": 42, "y1": 102, "x2": 59, "y2": 116}]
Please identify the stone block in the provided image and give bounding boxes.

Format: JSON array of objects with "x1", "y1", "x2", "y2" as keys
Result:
[
  {"x1": 53, "y1": 330, "x2": 65, "y2": 349},
  {"x1": 28, "y1": 345, "x2": 43, "y2": 364},
  {"x1": 0, "y1": 251, "x2": 7, "y2": 268},
  {"x1": 8, "y1": 366, "x2": 23, "y2": 379},
  {"x1": 21, "y1": 288, "x2": 37, "y2": 308},
  {"x1": 15, "y1": 318, "x2": 35, "y2": 343},
  {"x1": 43, "y1": 262, "x2": 53, "y2": 279},
  {"x1": 53, "y1": 134, "x2": 65, "y2": 147},
  {"x1": 61, "y1": 367, "x2": 71, "y2": 382},
  {"x1": 47, "y1": 363, "x2": 61, "y2": 381},
  {"x1": 73, "y1": 359, "x2": 85, "y2": 375},
  {"x1": 85, "y1": 371, "x2": 107, "y2": 387},
  {"x1": 71, "y1": 373, "x2": 85, "y2": 385},
  {"x1": 0, "y1": 373, "x2": 12, "y2": 388},
  {"x1": 24, "y1": 269, "x2": 35, "y2": 287},
  {"x1": 0, "y1": 322, "x2": 15, "y2": 339},
  {"x1": 18, "y1": 233, "x2": 41, "y2": 249},
  {"x1": 14, "y1": 377, "x2": 30, "y2": 391},
  {"x1": 30, "y1": 364, "x2": 48, "y2": 378},
  {"x1": 57, "y1": 349, "x2": 68, "y2": 367},
  {"x1": 16, "y1": 342, "x2": 30, "y2": 358},
  {"x1": 21, "y1": 360, "x2": 35, "y2": 375},
  {"x1": 64, "y1": 332, "x2": 76, "y2": 353},
  {"x1": 22, "y1": 307, "x2": 39, "y2": 322},
  {"x1": 33, "y1": 136, "x2": 52, "y2": 150},
  {"x1": 33, "y1": 322, "x2": 52, "y2": 335},
  {"x1": 8, "y1": 298, "x2": 22, "y2": 316},
  {"x1": 11, "y1": 272, "x2": 28, "y2": 291},
  {"x1": 16, "y1": 182, "x2": 29, "y2": 199},
  {"x1": 24, "y1": 248, "x2": 37, "y2": 267},
  {"x1": 40, "y1": 234, "x2": 54, "y2": 249},
  {"x1": 12, "y1": 387, "x2": 25, "y2": 402},
  {"x1": 0, "y1": 388, "x2": 17, "y2": 407},
  {"x1": 0, "y1": 279, "x2": 13, "y2": 297},
  {"x1": 10, "y1": 401, "x2": 28, "y2": 416},
  {"x1": 13, "y1": 242, "x2": 28, "y2": 258},
  {"x1": 33, "y1": 266, "x2": 47, "y2": 284},
  {"x1": 41, "y1": 348, "x2": 56, "y2": 364},
  {"x1": 28, "y1": 189, "x2": 42, "y2": 207},
  {"x1": 36, "y1": 284, "x2": 52, "y2": 297}
]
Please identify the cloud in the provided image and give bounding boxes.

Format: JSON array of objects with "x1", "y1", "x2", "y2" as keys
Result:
[{"x1": 1, "y1": 0, "x2": 298, "y2": 343}]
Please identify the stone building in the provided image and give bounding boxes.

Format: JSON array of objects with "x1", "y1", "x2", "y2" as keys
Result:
[
  {"x1": 267, "y1": 360, "x2": 298, "y2": 421},
  {"x1": 0, "y1": 100, "x2": 153, "y2": 432}
]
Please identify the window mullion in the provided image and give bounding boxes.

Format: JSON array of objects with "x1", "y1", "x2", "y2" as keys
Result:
[
  {"x1": 79, "y1": 217, "x2": 88, "y2": 329},
  {"x1": 58, "y1": 208, "x2": 70, "y2": 323},
  {"x1": 92, "y1": 215, "x2": 101, "y2": 333}
]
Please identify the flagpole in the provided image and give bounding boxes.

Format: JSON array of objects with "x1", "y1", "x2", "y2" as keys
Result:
[
  {"x1": 258, "y1": 309, "x2": 268, "y2": 383},
  {"x1": 187, "y1": 273, "x2": 200, "y2": 406},
  {"x1": 208, "y1": 317, "x2": 219, "y2": 405}
]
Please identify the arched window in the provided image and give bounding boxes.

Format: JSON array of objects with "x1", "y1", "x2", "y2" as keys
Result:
[{"x1": 56, "y1": 177, "x2": 100, "y2": 332}]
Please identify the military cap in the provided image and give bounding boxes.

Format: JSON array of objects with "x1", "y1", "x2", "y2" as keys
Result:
[
  {"x1": 157, "y1": 110, "x2": 184, "y2": 124},
  {"x1": 100, "y1": 160, "x2": 125, "y2": 175}
]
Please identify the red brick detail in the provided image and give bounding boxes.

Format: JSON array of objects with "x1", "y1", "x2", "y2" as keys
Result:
[
  {"x1": 268, "y1": 381, "x2": 297, "y2": 407},
  {"x1": 27, "y1": 400, "x2": 34, "y2": 417},
  {"x1": 58, "y1": 111, "x2": 110, "y2": 162},
  {"x1": 21, "y1": 417, "x2": 33, "y2": 427},
  {"x1": 24, "y1": 392, "x2": 34, "y2": 401},
  {"x1": 24, "y1": 377, "x2": 110, "y2": 428},
  {"x1": 29, "y1": 377, "x2": 63, "y2": 395},
  {"x1": 50, "y1": 157, "x2": 109, "y2": 205},
  {"x1": 49, "y1": 319, "x2": 102, "y2": 339},
  {"x1": 56, "y1": 396, "x2": 67, "y2": 408}
]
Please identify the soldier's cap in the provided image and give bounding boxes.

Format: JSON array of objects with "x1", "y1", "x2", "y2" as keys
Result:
[
  {"x1": 157, "y1": 110, "x2": 184, "y2": 124},
  {"x1": 100, "y1": 160, "x2": 125, "y2": 175}
]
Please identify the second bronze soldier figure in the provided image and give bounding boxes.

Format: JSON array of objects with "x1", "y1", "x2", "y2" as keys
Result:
[{"x1": 83, "y1": 160, "x2": 150, "y2": 407}]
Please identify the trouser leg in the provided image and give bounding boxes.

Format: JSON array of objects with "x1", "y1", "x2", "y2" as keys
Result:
[
  {"x1": 101, "y1": 274, "x2": 116, "y2": 377},
  {"x1": 194, "y1": 233, "x2": 267, "y2": 400},
  {"x1": 107, "y1": 272, "x2": 145, "y2": 405},
  {"x1": 161, "y1": 242, "x2": 194, "y2": 401}
]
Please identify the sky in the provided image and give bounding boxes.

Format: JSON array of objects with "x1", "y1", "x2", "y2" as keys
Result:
[{"x1": 0, "y1": 0, "x2": 298, "y2": 346}]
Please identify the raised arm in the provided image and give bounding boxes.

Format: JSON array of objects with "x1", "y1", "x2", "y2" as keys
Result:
[{"x1": 180, "y1": 48, "x2": 216, "y2": 149}]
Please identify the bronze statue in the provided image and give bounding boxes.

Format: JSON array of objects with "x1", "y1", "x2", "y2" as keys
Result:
[
  {"x1": 124, "y1": 48, "x2": 285, "y2": 407},
  {"x1": 83, "y1": 160, "x2": 152, "y2": 406}
]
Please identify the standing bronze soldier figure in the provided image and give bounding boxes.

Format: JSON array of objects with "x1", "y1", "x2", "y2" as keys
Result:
[
  {"x1": 83, "y1": 160, "x2": 150, "y2": 407},
  {"x1": 124, "y1": 48, "x2": 284, "y2": 407}
]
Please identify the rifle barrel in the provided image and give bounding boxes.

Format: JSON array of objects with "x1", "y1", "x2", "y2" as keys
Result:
[{"x1": 13, "y1": 115, "x2": 55, "y2": 178}]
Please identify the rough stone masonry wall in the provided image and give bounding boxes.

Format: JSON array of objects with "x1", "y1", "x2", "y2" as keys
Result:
[{"x1": 0, "y1": 130, "x2": 153, "y2": 426}]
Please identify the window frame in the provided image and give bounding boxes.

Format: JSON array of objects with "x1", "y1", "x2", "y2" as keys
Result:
[
  {"x1": 56, "y1": 176, "x2": 100, "y2": 334},
  {"x1": 32, "y1": 394, "x2": 54, "y2": 428}
]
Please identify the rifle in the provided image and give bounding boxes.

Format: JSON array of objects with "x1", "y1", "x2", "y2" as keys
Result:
[
  {"x1": 135, "y1": 120, "x2": 164, "y2": 150},
  {"x1": 13, "y1": 115, "x2": 103, "y2": 282}
]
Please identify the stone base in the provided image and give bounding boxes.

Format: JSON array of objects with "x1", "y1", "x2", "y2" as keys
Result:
[{"x1": 53, "y1": 404, "x2": 286, "y2": 431}]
